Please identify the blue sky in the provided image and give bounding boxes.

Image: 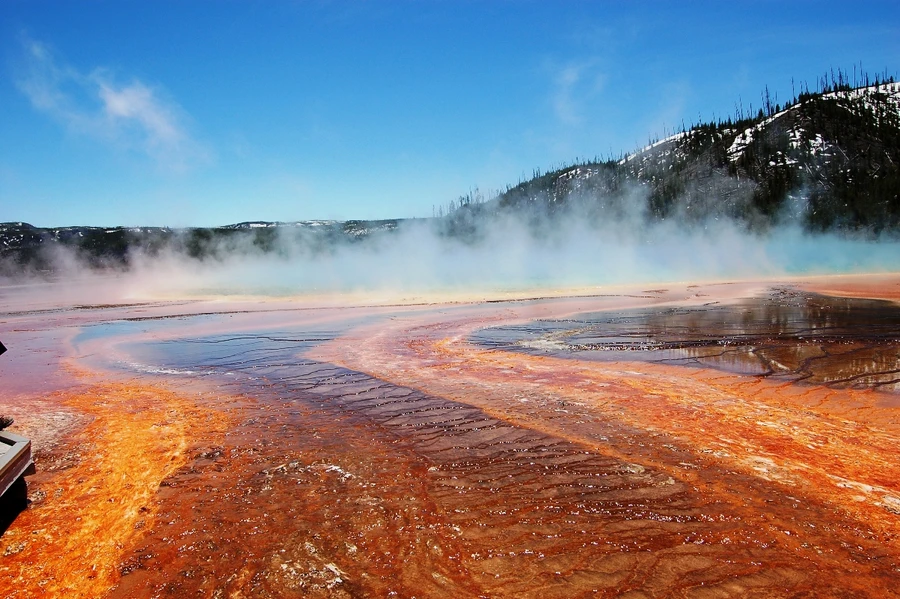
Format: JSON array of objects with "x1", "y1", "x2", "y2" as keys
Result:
[{"x1": 1, "y1": 1, "x2": 898, "y2": 227}]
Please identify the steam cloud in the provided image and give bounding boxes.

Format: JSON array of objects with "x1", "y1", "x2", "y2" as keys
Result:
[{"x1": 3, "y1": 182, "x2": 898, "y2": 310}]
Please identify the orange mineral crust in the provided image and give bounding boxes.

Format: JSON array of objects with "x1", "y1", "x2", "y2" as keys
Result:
[
  {"x1": 0, "y1": 377, "x2": 230, "y2": 598},
  {"x1": 799, "y1": 272, "x2": 900, "y2": 302},
  {"x1": 0, "y1": 276, "x2": 898, "y2": 598}
]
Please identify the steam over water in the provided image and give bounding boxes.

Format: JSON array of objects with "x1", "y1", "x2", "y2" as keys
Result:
[
  {"x1": 130, "y1": 222, "x2": 900, "y2": 299},
  {"x1": 6, "y1": 211, "x2": 900, "y2": 305}
]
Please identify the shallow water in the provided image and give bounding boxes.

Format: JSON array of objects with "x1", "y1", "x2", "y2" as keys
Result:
[
  {"x1": 2, "y1": 281, "x2": 900, "y2": 598},
  {"x1": 103, "y1": 326, "x2": 900, "y2": 597},
  {"x1": 474, "y1": 287, "x2": 900, "y2": 392}
]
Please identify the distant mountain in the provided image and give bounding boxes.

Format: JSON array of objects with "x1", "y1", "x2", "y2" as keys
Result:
[
  {"x1": 0, "y1": 219, "x2": 403, "y2": 276},
  {"x1": 446, "y1": 78, "x2": 900, "y2": 237}
]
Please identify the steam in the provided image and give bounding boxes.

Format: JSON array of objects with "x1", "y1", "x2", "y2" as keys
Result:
[{"x1": 3, "y1": 182, "x2": 896, "y2": 310}]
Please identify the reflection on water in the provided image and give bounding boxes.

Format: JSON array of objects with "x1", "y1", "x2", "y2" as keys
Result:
[{"x1": 476, "y1": 288, "x2": 900, "y2": 391}]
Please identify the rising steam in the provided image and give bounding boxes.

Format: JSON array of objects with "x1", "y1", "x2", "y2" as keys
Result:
[{"x1": 2, "y1": 181, "x2": 897, "y2": 310}]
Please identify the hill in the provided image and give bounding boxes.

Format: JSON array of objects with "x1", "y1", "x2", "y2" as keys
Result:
[
  {"x1": 0, "y1": 220, "x2": 402, "y2": 277},
  {"x1": 446, "y1": 78, "x2": 900, "y2": 237}
]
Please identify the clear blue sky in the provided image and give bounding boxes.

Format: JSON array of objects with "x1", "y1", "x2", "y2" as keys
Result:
[{"x1": 2, "y1": 1, "x2": 898, "y2": 227}]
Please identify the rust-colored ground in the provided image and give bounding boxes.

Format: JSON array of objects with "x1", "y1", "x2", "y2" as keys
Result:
[
  {"x1": 0, "y1": 275, "x2": 898, "y2": 597},
  {"x1": 800, "y1": 272, "x2": 900, "y2": 302},
  {"x1": 0, "y1": 375, "x2": 230, "y2": 598}
]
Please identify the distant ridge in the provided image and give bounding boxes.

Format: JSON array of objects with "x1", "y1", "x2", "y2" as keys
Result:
[
  {"x1": 0, "y1": 219, "x2": 402, "y2": 276},
  {"x1": 448, "y1": 79, "x2": 899, "y2": 236}
]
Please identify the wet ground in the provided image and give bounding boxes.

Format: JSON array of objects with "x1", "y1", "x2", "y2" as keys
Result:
[
  {"x1": 0, "y1": 278, "x2": 899, "y2": 598},
  {"x1": 472, "y1": 287, "x2": 900, "y2": 392}
]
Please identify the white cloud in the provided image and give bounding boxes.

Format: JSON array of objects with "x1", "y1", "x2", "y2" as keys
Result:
[
  {"x1": 15, "y1": 35, "x2": 209, "y2": 172},
  {"x1": 548, "y1": 59, "x2": 606, "y2": 126},
  {"x1": 552, "y1": 65, "x2": 583, "y2": 125}
]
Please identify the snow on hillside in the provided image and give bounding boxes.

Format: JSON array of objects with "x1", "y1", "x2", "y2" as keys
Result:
[
  {"x1": 727, "y1": 82, "x2": 900, "y2": 163},
  {"x1": 610, "y1": 82, "x2": 900, "y2": 171},
  {"x1": 620, "y1": 131, "x2": 690, "y2": 165}
]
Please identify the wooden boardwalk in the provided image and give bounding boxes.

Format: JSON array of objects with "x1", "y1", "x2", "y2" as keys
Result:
[{"x1": 0, "y1": 431, "x2": 34, "y2": 502}]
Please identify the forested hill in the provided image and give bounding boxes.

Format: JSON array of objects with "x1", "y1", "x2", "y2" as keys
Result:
[
  {"x1": 0, "y1": 220, "x2": 403, "y2": 276},
  {"x1": 446, "y1": 78, "x2": 900, "y2": 237}
]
